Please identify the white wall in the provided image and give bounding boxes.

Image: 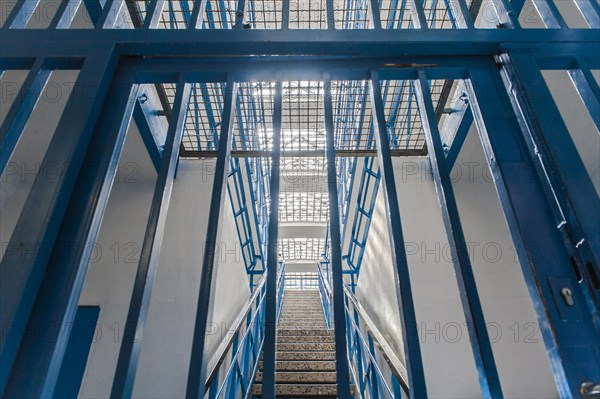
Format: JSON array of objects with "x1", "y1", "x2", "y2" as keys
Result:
[
  {"x1": 355, "y1": 125, "x2": 559, "y2": 398},
  {"x1": 74, "y1": 126, "x2": 250, "y2": 398}
]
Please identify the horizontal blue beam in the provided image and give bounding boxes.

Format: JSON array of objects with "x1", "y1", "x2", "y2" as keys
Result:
[{"x1": 0, "y1": 29, "x2": 598, "y2": 58}]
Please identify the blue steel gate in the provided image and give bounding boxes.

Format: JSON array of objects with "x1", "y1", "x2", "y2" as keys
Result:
[{"x1": 0, "y1": 1, "x2": 599, "y2": 397}]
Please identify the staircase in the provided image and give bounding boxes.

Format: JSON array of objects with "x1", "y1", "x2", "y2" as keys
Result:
[{"x1": 252, "y1": 290, "x2": 344, "y2": 397}]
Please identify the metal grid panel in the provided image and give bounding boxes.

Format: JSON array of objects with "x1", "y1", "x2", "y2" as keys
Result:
[
  {"x1": 160, "y1": 0, "x2": 194, "y2": 28},
  {"x1": 289, "y1": 0, "x2": 328, "y2": 29},
  {"x1": 246, "y1": 0, "x2": 283, "y2": 28},
  {"x1": 279, "y1": 239, "x2": 327, "y2": 261},
  {"x1": 202, "y1": 0, "x2": 237, "y2": 29},
  {"x1": 279, "y1": 192, "x2": 329, "y2": 222},
  {"x1": 334, "y1": 0, "x2": 372, "y2": 29},
  {"x1": 282, "y1": 81, "x2": 326, "y2": 151},
  {"x1": 379, "y1": 0, "x2": 416, "y2": 29},
  {"x1": 284, "y1": 272, "x2": 319, "y2": 290},
  {"x1": 171, "y1": 82, "x2": 225, "y2": 152},
  {"x1": 381, "y1": 79, "x2": 424, "y2": 150},
  {"x1": 423, "y1": 0, "x2": 467, "y2": 28},
  {"x1": 233, "y1": 82, "x2": 274, "y2": 150},
  {"x1": 332, "y1": 80, "x2": 373, "y2": 150}
]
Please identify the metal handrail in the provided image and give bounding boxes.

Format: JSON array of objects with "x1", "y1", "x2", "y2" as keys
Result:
[
  {"x1": 344, "y1": 285, "x2": 410, "y2": 396},
  {"x1": 203, "y1": 262, "x2": 286, "y2": 397},
  {"x1": 317, "y1": 263, "x2": 333, "y2": 329},
  {"x1": 316, "y1": 260, "x2": 409, "y2": 398},
  {"x1": 204, "y1": 272, "x2": 267, "y2": 391}
]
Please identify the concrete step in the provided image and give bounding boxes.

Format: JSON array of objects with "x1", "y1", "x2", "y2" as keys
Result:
[
  {"x1": 258, "y1": 360, "x2": 337, "y2": 371},
  {"x1": 279, "y1": 316, "x2": 325, "y2": 322},
  {"x1": 251, "y1": 383, "x2": 338, "y2": 397},
  {"x1": 278, "y1": 329, "x2": 333, "y2": 336},
  {"x1": 277, "y1": 351, "x2": 335, "y2": 361},
  {"x1": 278, "y1": 343, "x2": 335, "y2": 352},
  {"x1": 255, "y1": 371, "x2": 337, "y2": 383},
  {"x1": 279, "y1": 323, "x2": 328, "y2": 329},
  {"x1": 277, "y1": 335, "x2": 334, "y2": 343}
]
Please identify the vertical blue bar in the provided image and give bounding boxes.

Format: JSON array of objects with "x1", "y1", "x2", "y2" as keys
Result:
[
  {"x1": 0, "y1": 47, "x2": 118, "y2": 398},
  {"x1": 414, "y1": 71, "x2": 503, "y2": 399},
  {"x1": 54, "y1": 306, "x2": 101, "y2": 399},
  {"x1": 111, "y1": 77, "x2": 192, "y2": 399},
  {"x1": 2, "y1": 73, "x2": 139, "y2": 399},
  {"x1": 466, "y1": 60, "x2": 600, "y2": 398},
  {"x1": 323, "y1": 77, "x2": 352, "y2": 399},
  {"x1": 186, "y1": 76, "x2": 237, "y2": 399},
  {"x1": 509, "y1": 53, "x2": 600, "y2": 276},
  {"x1": 261, "y1": 81, "x2": 282, "y2": 398},
  {"x1": 369, "y1": 69, "x2": 428, "y2": 399},
  {"x1": 0, "y1": 58, "x2": 51, "y2": 176}
]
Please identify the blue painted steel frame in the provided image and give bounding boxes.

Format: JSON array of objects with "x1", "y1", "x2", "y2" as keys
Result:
[
  {"x1": 324, "y1": 76, "x2": 353, "y2": 399},
  {"x1": 261, "y1": 81, "x2": 283, "y2": 398},
  {"x1": 0, "y1": 46, "x2": 119, "y2": 397},
  {"x1": 111, "y1": 78, "x2": 191, "y2": 398},
  {"x1": 466, "y1": 59, "x2": 600, "y2": 397},
  {"x1": 369, "y1": 70, "x2": 428, "y2": 398},
  {"x1": 415, "y1": 72, "x2": 502, "y2": 398},
  {"x1": 186, "y1": 76, "x2": 237, "y2": 399},
  {"x1": 2, "y1": 68, "x2": 138, "y2": 399}
]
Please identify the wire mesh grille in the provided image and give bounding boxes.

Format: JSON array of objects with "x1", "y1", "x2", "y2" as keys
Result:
[
  {"x1": 129, "y1": 0, "x2": 480, "y2": 29},
  {"x1": 169, "y1": 82, "x2": 225, "y2": 152},
  {"x1": 334, "y1": 0, "x2": 372, "y2": 28},
  {"x1": 203, "y1": 0, "x2": 237, "y2": 28},
  {"x1": 279, "y1": 192, "x2": 329, "y2": 222},
  {"x1": 379, "y1": 0, "x2": 416, "y2": 28},
  {"x1": 332, "y1": 80, "x2": 373, "y2": 150},
  {"x1": 279, "y1": 239, "x2": 327, "y2": 261},
  {"x1": 289, "y1": 0, "x2": 328, "y2": 28},
  {"x1": 282, "y1": 81, "x2": 326, "y2": 151},
  {"x1": 233, "y1": 82, "x2": 274, "y2": 150},
  {"x1": 246, "y1": 0, "x2": 282, "y2": 28}
]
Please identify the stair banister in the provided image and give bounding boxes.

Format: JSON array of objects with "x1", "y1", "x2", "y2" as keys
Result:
[
  {"x1": 203, "y1": 263, "x2": 286, "y2": 398},
  {"x1": 343, "y1": 285, "x2": 410, "y2": 397}
]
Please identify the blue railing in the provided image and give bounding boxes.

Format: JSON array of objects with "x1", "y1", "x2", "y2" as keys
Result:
[
  {"x1": 317, "y1": 263, "x2": 333, "y2": 329},
  {"x1": 344, "y1": 285, "x2": 410, "y2": 399},
  {"x1": 203, "y1": 262, "x2": 285, "y2": 398},
  {"x1": 316, "y1": 262, "x2": 409, "y2": 398}
]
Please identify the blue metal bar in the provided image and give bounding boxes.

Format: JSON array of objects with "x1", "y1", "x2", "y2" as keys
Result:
[
  {"x1": 573, "y1": 0, "x2": 600, "y2": 28},
  {"x1": 445, "y1": 104, "x2": 473, "y2": 169},
  {"x1": 0, "y1": 47, "x2": 118, "y2": 397},
  {"x1": 415, "y1": 71, "x2": 503, "y2": 399},
  {"x1": 369, "y1": 69, "x2": 428, "y2": 399},
  {"x1": 143, "y1": 0, "x2": 167, "y2": 28},
  {"x1": 508, "y1": 53, "x2": 600, "y2": 276},
  {"x1": 2, "y1": 30, "x2": 599, "y2": 59},
  {"x1": 111, "y1": 77, "x2": 191, "y2": 398},
  {"x1": 186, "y1": 76, "x2": 237, "y2": 399},
  {"x1": 568, "y1": 58, "x2": 600, "y2": 131},
  {"x1": 134, "y1": 99, "x2": 164, "y2": 172},
  {"x1": 189, "y1": 0, "x2": 209, "y2": 28},
  {"x1": 0, "y1": 57, "x2": 50, "y2": 176},
  {"x1": 2, "y1": 74, "x2": 139, "y2": 399},
  {"x1": 261, "y1": 80, "x2": 282, "y2": 399},
  {"x1": 3, "y1": 0, "x2": 40, "y2": 28},
  {"x1": 466, "y1": 60, "x2": 600, "y2": 398},
  {"x1": 324, "y1": 76, "x2": 352, "y2": 399},
  {"x1": 49, "y1": 0, "x2": 82, "y2": 28}
]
